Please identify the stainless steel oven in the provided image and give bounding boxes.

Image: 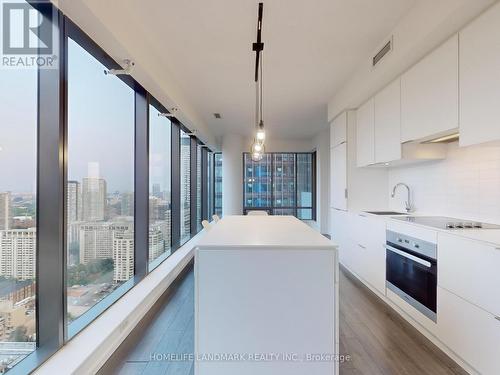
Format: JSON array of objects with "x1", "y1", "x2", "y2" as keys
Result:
[{"x1": 385, "y1": 230, "x2": 437, "y2": 322}]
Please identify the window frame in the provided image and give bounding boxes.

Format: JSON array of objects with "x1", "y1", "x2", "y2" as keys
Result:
[{"x1": 242, "y1": 152, "x2": 316, "y2": 220}]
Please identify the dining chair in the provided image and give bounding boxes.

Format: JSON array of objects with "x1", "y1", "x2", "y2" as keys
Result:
[{"x1": 247, "y1": 210, "x2": 268, "y2": 216}]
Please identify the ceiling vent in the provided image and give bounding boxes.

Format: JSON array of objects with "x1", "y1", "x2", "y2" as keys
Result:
[
  {"x1": 372, "y1": 37, "x2": 393, "y2": 67},
  {"x1": 213, "y1": 113, "x2": 222, "y2": 119}
]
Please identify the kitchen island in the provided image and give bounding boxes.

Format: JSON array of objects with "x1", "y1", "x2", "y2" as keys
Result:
[{"x1": 194, "y1": 215, "x2": 339, "y2": 375}]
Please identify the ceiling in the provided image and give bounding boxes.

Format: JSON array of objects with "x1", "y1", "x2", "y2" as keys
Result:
[{"x1": 60, "y1": 0, "x2": 416, "y2": 140}]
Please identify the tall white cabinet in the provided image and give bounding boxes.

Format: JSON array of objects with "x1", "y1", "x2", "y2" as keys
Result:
[
  {"x1": 459, "y1": 1, "x2": 500, "y2": 147},
  {"x1": 401, "y1": 35, "x2": 459, "y2": 143},
  {"x1": 356, "y1": 99, "x2": 375, "y2": 167},
  {"x1": 329, "y1": 110, "x2": 388, "y2": 238},
  {"x1": 330, "y1": 113, "x2": 347, "y2": 210},
  {"x1": 374, "y1": 78, "x2": 401, "y2": 163}
]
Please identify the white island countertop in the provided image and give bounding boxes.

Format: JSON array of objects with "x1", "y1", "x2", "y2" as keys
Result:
[
  {"x1": 198, "y1": 215, "x2": 336, "y2": 249},
  {"x1": 194, "y1": 215, "x2": 339, "y2": 375}
]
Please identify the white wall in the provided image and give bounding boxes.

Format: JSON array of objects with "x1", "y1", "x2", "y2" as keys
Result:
[
  {"x1": 389, "y1": 142, "x2": 500, "y2": 224},
  {"x1": 221, "y1": 134, "x2": 244, "y2": 215},
  {"x1": 311, "y1": 128, "x2": 330, "y2": 234}
]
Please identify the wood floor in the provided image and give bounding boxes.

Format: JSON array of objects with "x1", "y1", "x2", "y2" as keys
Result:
[{"x1": 99, "y1": 264, "x2": 466, "y2": 375}]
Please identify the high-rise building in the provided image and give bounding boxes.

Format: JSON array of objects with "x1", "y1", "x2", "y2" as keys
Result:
[
  {"x1": 0, "y1": 193, "x2": 12, "y2": 230},
  {"x1": 180, "y1": 136, "x2": 191, "y2": 235},
  {"x1": 79, "y1": 221, "x2": 133, "y2": 265},
  {"x1": 120, "y1": 192, "x2": 134, "y2": 217},
  {"x1": 113, "y1": 230, "x2": 134, "y2": 282},
  {"x1": 0, "y1": 229, "x2": 36, "y2": 280},
  {"x1": 82, "y1": 163, "x2": 107, "y2": 221},
  {"x1": 148, "y1": 225, "x2": 164, "y2": 262},
  {"x1": 152, "y1": 183, "x2": 161, "y2": 198},
  {"x1": 67, "y1": 181, "x2": 81, "y2": 223}
]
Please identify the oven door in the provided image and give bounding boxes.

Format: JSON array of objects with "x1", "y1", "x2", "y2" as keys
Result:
[{"x1": 386, "y1": 243, "x2": 437, "y2": 321}]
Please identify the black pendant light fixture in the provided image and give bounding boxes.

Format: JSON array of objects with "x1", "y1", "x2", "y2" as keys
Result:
[{"x1": 250, "y1": 2, "x2": 265, "y2": 161}]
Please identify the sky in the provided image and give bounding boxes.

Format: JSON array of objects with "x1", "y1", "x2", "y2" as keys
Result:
[{"x1": 0, "y1": 19, "x2": 173, "y2": 194}]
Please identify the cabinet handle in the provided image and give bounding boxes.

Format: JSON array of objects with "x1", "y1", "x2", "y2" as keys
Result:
[
  {"x1": 495, "y1": 316, "x2": 500, "y2": 322},
  {"x1": 359, "y1": 213, "x2": 367, "y2": 217},
  {"x1": 358, "y1": 244, "x2": 366, "y2": 249}
]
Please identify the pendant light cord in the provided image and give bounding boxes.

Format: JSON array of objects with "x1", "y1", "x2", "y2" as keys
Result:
[{"x1": 260, "y1": 53, "x2": 263, "y2": 124}]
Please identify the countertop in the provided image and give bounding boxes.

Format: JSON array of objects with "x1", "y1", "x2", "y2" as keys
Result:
[
  {"x1": 357, "y1": 210, "x2": 500, "y2": 247},
  {"x1": 196, "y1": 215, "x2": 337, "y2": 249}
]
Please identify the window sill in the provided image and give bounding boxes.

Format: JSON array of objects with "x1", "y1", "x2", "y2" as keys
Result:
[{"x1": 33, "y1": 231, "x2": 205, "y2": 375}]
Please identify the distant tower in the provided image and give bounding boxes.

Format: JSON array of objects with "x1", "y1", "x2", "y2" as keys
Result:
[
  {"x1": 67, "y1": 181, "x2": 81, "y2": 223},
  {"x1": 113, "y1": 230, "x2": 134, "y2": 282},
  {"x1": 120, "y1": 192, "x2": 134, "y2": 217},
  {"x1": 152, "y1": 183, "x2": 161, "y2": 198},
  {"x1": 0, "y1": 192, "x2": 12, "y2": 230},
  {"x1": 82, "y1": 163, "x2": 107, "y2": 221},
  {"x1": 0, "y1": 229, "x2": 36, "y2": 280}
]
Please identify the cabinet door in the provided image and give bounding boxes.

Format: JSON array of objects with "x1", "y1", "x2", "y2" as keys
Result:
[
  {"x1": 331, "y1": 208, "x2": 350, "y2": 268},
  {"x1": 355, "y1": 214, "x2": 386, "y2": 294},
  {"x1": 331, "y1": 144, "x2": 347, "y2": 210},
  {"x1": 460, "y1": 2, "x2": 500, "y2": 146},
  {"x1": 375, "y1": 78, "x2": 401, "y2": 163},
  {"x1": 437, "y1": 287, "x2": 500, "y2": 375},
  {"x1": 356, "y1": 98, "x2": 375, "y2": 167},
  {"x1": 330, "y1": 112, "x2": 347, "y2": 147},
  {"x1": 438, "y1": 233, "x2": 500, "y2": 317},
  {"x1": 401, "y1": 35, "x2": 458, "y2": 142}
]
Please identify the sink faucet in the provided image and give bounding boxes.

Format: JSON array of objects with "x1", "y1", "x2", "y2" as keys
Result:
[{"x1": 391, "y1": 183, "x2": 413, "y2": 213}]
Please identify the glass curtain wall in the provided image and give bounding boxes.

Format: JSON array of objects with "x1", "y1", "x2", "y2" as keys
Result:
[
  {"x1": 66, "y1": 37, "x2": 135, "y2": 324},
  {"x1": 0, "y1": 16, "x2": 38, "y2": 368},
  {"x1": 148, "y1": 105, "x2": 172, "y2": 270},
  {"x1": 214, "y1": 153, "x2": 223, "y2": 217},
  {"x1": 243, "y1": 152, "x2": 315, "y2": 218},
  {"x1": 180, "y1": 130, "x2": 191, "y2": 243}
]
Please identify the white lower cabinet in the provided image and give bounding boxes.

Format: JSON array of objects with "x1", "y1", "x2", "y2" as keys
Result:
[
  {"x1": 437, "y1": 287, "x2": 500, "y2": 375},
  {"x1": 438, "y1": 234, "x2": 500, "y2": 317},
  {"x1": 348, "y1": 213, "x2": 386, "y2": 295},
  {"x1": 331, "y1": 208, "x2": 352, "y2": 270}
]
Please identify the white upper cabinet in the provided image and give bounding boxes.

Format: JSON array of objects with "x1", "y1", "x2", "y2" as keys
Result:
[
  {"x1": 460, "y1": 2, "x2": 500, "y2": 146},
  {"x1": 374, "y1": 78, "x2": 401, "y2": 164},
  {"x1": 401, "y1": 35, "x2": 459, "y2": 143},
  {"x1": 330, "y1": 112, "x2": 347, "y2": 147},
  {"x1": 331, "y1": 143, "x2": 347, "y2": 210},
  {"x1": 356, "y1": 98, "x2": 375, "y2": 167}
]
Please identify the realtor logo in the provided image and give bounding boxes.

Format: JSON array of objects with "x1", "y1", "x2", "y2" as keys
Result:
[
  {"x1": 2, "y1": 2, "x2": 52, "y2": 54},
  {"x1": 1, "y1": 1, "x2": 57, "y2": 68}
]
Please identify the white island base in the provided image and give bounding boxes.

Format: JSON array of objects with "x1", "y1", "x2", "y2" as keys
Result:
[{"x1": 194, "y1": 216, "x2": 339, "y2": 375}]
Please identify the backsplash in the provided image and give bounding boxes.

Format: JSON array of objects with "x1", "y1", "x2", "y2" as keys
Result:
[{"x1": 388, "y1": 141, "x2": 500, "y2": 224}]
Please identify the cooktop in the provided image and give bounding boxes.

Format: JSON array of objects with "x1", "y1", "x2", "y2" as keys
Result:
[{"x1": 393, "y1": 216, "x2": 500, "y2": 230}]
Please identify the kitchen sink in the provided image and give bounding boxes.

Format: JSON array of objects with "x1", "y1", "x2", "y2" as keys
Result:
[{"x1": 364, "y1": 211, "x2": 408, "y2": 216}]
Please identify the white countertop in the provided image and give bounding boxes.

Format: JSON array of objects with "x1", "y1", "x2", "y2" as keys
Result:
[
  {"x1": 358, "y1": 210, "x2": 500, "y2": 247},
  {"x1": 197, "y1": 215, "x2": 337, "y2": 249}
]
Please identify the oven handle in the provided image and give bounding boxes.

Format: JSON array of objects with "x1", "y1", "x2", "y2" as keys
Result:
[{"x1": 385, "y1": 244, "x2": 432, "y2": 268}]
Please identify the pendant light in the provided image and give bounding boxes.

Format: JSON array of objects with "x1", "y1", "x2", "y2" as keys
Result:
[{"x1": 250, "y1": 3, "x2": 265, "y2": 162}]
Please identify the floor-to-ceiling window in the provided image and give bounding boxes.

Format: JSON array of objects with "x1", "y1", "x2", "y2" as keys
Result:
[
  {"x1": 243, "y1": 153, "x2": 272, "y2": 212},
  {"x1": 0, "y1": 23, "x2": 38, "y2": 370},
  {"x1": 243, "y1": 152, "x2": 316, "y2": 219},
  {"x1": 0, "y1": 3, "x2": 210, "y2": 371},
  {"x1": 66, "y1": 37, "x2": 135, "y2": 330},
  {"x1": 148, "y1": 104, "x2": 172, "y2": 270},
  {"x1": 214, "y1": 153, "x2": 223, "y2": 217},
  {"x1": 196, "y1": 145, "x2": 202, "y2": 232},
  {"x1": 180, "y1": 130, "x2": 191, "y2": 243}
]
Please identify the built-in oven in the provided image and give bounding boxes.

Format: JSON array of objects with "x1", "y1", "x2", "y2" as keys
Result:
[{"x1": 385, "y1": 230, "x2": 437, "y2": 322}]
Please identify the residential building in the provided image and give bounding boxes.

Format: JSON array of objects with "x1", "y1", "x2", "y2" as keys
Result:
[{"x1": 0, "y1": 193, "x2": 11, "y2": 231}]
